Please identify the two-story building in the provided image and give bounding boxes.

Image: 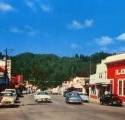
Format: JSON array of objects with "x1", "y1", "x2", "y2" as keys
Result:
[
  {"x1": 89, "y1": 53, "x2": 125, "y2": 103},
  {"x1": 105, "y1": 53, "x2": 125, "y2": 102},
  {"x1": 89, "y1": 60, "x2": 111, "y2": 102}
]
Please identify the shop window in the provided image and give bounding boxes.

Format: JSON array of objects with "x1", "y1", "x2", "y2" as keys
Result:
[
  {"x1": 118, "y1": 80, "x2": 125, "y2": 96},
  {"x1": 99, "y1": 73, "x2": 102, "y2": 78},
  {"x1": 91, "y1": 85, "x2": 96, "y2": 95},
  {"x1": 124, "y1": 81, "x2": 125, "y2": 95},
  {"x1": 119, "y1": 81, "x2": 122, "y2": 95}
]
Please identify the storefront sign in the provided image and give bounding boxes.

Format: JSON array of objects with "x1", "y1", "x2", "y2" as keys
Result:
[{"x1": 115, "y1": 69, "x2": 125, "y2": 77}]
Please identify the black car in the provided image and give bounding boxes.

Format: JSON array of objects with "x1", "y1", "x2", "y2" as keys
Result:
[{"x1": 100, "y1": 94, "x2": 122, "y2": 106}]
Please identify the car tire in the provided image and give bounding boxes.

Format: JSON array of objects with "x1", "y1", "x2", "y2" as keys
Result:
[
  {"x1": 108, "y1": 102, "x2": 113, "y2": 106},
  {"x1": 100, "y1": 101, "x2": 103, "y2": 105}
]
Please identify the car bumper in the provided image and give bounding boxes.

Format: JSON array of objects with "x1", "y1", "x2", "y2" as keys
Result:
[
  {"x1": 37, "y1": 98, "x2": 51, "y2": 102},
  {"x1": 113, "y1": 101, "x2": 122, "y2": 105},
  {"x1": 68, "y1": 99, "x2": 82, "y2": 103},
  {"x1": 0, "y1": 101, "x2": 15, "y2": 106}
]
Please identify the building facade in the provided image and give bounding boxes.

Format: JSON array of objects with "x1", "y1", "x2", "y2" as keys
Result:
[
  {"x1": 105, "y1": 53, "x2": 125, "y2": 102},
  {"x1": 89, "y1": 53, "x2": 125, "y2": 103},
  {"x1": 89, "y1": 60, "x2": 111, "y2": 102}
]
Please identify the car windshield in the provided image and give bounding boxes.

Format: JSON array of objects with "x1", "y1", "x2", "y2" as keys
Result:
[
  {"x1": 69, "y1": 93, "x2": 79, "y2": 97},
  {"x1": 6, "y1": 89, "x2": 15, "y2": 93},
  {"x1": 3, "y1": 93, "x2": 13, "y2": 97},
  {"x1": 37, "y1": 92, "x2": 48, "y2": 95}
]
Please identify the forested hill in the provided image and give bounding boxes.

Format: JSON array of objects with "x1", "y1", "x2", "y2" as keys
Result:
[{"x1": 11, "y1": 52, "x2": 114, "y2": 89}]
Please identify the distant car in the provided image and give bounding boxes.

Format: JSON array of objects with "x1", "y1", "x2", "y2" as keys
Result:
[
  {"x1": 0, "y1": 91, "x2": 15, "y2": 106},
  {"x1": 100, "y1": 94, "x2": 122, "y2": 106},
  {"x1": 65, "y1": 92, "x2": 82, "y2": 104},
  {"x1": 34, "y1": 91, "x2": 51, "y2": 103},
  {"x1": 62, "y1": 90, "x2": 69, "y2": 97},
  {"x1": 79, "y1": 92, "x2": 89, "y2": 102}
]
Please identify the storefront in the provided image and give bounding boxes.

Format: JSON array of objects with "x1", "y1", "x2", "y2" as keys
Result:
[
  {"x1": 89, "y1": 60, "x2": 111, "y2": 102},
  {"x1": 105, "y1": 53, "x2": 125, "y2": 102}
]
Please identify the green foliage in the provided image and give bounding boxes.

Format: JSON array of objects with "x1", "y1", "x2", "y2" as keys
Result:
[{"x1": 11, "y1": 52, "x2": 114, "y2": 88}]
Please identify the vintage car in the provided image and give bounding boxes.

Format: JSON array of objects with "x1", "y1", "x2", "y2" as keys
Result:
[
  {"x1": 100, "y1": 94, "x2": 122, "y2": 106},
  {"x1": 65, "y1": 92, "x2": 82, "y2": 104},
  {"x1": 5, "y1": 89, "x2": 18, "y2": 102},
  {"x1": 79, "y1": 92, "x2": 89, "y2": 102},
  {"x1": 0, "y1": 91, "x2": 15, "y2": 106},
  {"x1": 34, "y1": 91, "x2": 51, "y2": 103}
]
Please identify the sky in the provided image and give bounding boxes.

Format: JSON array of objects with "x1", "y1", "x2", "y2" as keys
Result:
[{"x1": 0, "y1": 0, "x2": 125, "y2": 57}]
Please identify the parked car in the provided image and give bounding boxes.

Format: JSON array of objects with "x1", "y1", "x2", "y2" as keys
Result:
[
  {"x1": 65, "y1": 92, "x2": 82, "y2": 104},
  {"x1": 34, "y1": 91, "x2": 51, "y2": 103},
  {"x1": 100, "y1": 94, "x2": 122, "y2": 106},
  {"x1": 79, "y1": 92, "x2": 89, "y2": 102},
  {"x1": 0, "y1": 91, "x2": 15, "y2": 107},
  {"x1": 5, "y1": 89, "x2": 18, "y2": 102}
]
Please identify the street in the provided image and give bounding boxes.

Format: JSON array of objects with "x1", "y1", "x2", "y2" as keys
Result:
[{"x1": 0, "y1": 93, "x2": 125, "y2": 120}]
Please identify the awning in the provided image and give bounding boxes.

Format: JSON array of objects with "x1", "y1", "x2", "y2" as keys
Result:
[
  {"x1": 0, "y1": 67, "x2": 4, "y2": 72},
  {"x1": 73, "y1": 83, "x2": 83, "y2": 88}
]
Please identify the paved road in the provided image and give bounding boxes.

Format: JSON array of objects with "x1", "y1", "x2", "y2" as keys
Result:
[{"x1": 0, "y1": 93, "x2": 125, "y2": 120}]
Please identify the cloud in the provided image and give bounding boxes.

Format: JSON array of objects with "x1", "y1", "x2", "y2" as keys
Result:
[
  {"x1": 0, "y1": 2, "x2": 15, "y2": 12},
  {"x1": 25, "y1": 0, "x2": 36, "y2": 12},
  {"x1": 10, "y1": 27, "x2": 23, "y2": 33},
  {"x1": 116, "y1": 33, "x2": 125, "y2": 41},
  {"x1": 84, "y1": 19, "x2": 93, "y2": 27},
  {"x1": 68, "y1": 19, "x2": 93, "y2": 30},
  {"x1": 25, "y1": 25, "x2": 39, "y2": 36},
  {"x1": 70, "y1": 43, "x2": 81, "y2": 49},
  {"x1": 69, "y1": 20, "x2": 84, "y2": 30},
  {"x1": 96, "y1": 36, "x2": 112, "y2": 46},
  {"x1": 25, "y1": 0, "x2": 52, "y2": 13},
  {"x1": 10, "y1": 26, "x2": 39, "y2": 36},
  {"x1": 40, "y1": 4, "x2": 52, "y2": 12}
]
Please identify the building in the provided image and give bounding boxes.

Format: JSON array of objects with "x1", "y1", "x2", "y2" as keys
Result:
[
  {"x1": 105, "y1": 53, "x2": 125, "y2": 102},
  {"x1": 0, "y1": 59, "x2": 11, "y2": 85},
  {"x1": 61, "y1": 76, "x2": 88, "y2": 94},
  {"x1": 0, "y1": 59, "x2": 23, "y2": 90},
  {"x1": 89, "y1": 53, "x2": 125, "y2": 103},
  {"x1": 89, "y1": 60, "x2": 111, "y2": 102}
]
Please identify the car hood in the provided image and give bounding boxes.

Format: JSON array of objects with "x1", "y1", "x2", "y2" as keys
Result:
[
  {"x1": 37, "y1": 95, "x2": 51, "y2": 99},
  {"x1": 69, "y1": 96, "x2": 81, "y2": 100},
  {"x1": 112, "y1": 97, "x2": 122, "y2": 101},
  {"x1": 1, "y1": 97, "x2": 14, "y2": 102}
]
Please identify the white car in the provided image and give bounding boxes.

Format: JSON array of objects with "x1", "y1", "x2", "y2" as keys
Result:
[
  {"x1": 0, "y1": 91, "x2": 15, "y2": 106},
  {"x1": 34, "y1": 91, "x2": 51, "y2": 103},
  {"x1": 79, "y1": 92, "x2": 89, "y2": 102},
  {"x1": 5, "y1": 89, "x2": 17, "y2": 102}
]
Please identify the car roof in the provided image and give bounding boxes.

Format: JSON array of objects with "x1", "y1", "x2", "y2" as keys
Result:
[
  {"x1": 1, "y1": 91, "x2": 12, "y2": 94},
  {"x1": 5, "y1": 89, "x2": 16, "y2": 90},
  {"x1": 68, "y1": 91, "x2": 79, "y2": 94}
]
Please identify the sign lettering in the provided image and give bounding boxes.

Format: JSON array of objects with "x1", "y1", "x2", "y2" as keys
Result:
[{"x1": 115, "y1": 69, "x2": 125, "y2": 75}]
